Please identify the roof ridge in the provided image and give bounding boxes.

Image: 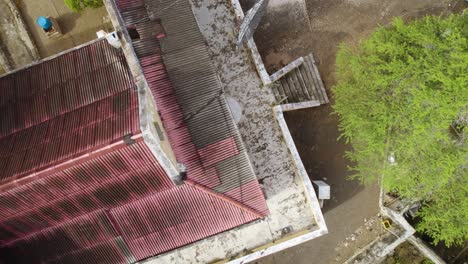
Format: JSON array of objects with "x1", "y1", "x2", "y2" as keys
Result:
[
  {"x1": 0, "y1": 133, "x2": 144, "y2": 192},
  {"x1": 0, "y1": 88, "x2": 136, "y2": 141},
  {"x1": 0, "y1": 38, "x2": 106, "y2": 79},
  {"x1": 184, "y1": 179, "x2": 264, "y2": 218}
]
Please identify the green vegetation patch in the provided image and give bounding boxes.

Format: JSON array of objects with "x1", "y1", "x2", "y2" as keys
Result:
[
  {"x1": 333, "y1": 14, "x2": 467, "y2": 246},
  {"x1": 64, "y1": 0, "x2": 104, "y2": 12}
]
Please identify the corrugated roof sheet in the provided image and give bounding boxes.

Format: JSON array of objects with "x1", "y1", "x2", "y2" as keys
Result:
[
  {"x1": 112, "y1": 0, "x2": 270, "y2": 259},
  {"x1": 46, "y1": 238, "x2": 131, "y2": 264},
  {"x1": 111, "y1": 184, "x2": 259, "y2": 260},
  {"x1": 0, "y1": 0, "x2": 269, "y2": 262},
  {"x1": 0, "y1": 40, "x2": 140, "y2": 186},
  {"x1": 117, "y1": 0, "x2": 268, "y2": 212},
  {"x1": 1, "y1": 210, "x2": 121, "y2": 263},
  {"x1": 0, "y1": 140, "x2": 174, "y2": 242}
]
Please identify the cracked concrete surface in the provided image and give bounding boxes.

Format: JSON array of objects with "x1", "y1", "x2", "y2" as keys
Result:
[
  {"x1": 193, "y1": 0, "x2": 316, "y2": 236},
  {"x1": 0, "y1": 0, "x2": 39, "y2": 71},
  {"x1": 140, "y1": 1, "x2": 318, "y2": 263}
]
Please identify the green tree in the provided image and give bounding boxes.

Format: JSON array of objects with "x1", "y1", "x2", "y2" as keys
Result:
[
  {"x1": 64, "y1": 0, "x2": 103, "y2": 12},
  {"x1": 333, "y1": 14, "x2": 467, "y2": 246}
]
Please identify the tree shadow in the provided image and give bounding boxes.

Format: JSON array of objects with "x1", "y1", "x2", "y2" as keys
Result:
[
  {"x1": 56, "y1": 12, "x2": 80, "y2": 35},
  {"x1": 285, "y1": 105, "x2": 365, "y2": 213}
]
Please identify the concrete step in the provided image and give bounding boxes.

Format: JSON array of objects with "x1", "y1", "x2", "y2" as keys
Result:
[
  {"x1": 273, "y1": 53, "x2": 329, "y2": 105},
  {"x1": 304, "y1": 54, "x2": 329, "y2": 104}
]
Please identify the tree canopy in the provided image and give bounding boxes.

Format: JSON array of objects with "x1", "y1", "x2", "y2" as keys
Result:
[
  {"x1": 333, "y1": 14, "x2": 467, "y2": 246},
  {"x1": 64, "y1": 0, "x2": 103, "y2": 12}
]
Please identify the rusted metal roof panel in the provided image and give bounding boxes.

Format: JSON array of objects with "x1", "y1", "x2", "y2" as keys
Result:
[
  {"x1": 0, "y1": 140, "x2": 174, "y2": 244},
  {"x1": 0, "y1": 139, "x2": 182, "y2": 263},
  {"x1": 223, "y1": 180, "x2": 270, "y2": 216},
  {"x1": 0, "y1": 40, "x2": 140, "y2": 187},
  {"x1": 111, "y1": 184, "x2": 258, "y2": 260},
  {"x1": 0, "y1": 40, "x2": 133, "y2": 137},
  {"x1": 1, "y1": 210, "x2": 119, "y2": 263},
  {"x1": 117, "y1": 0, "x2": 267, "y2": 204},
  {"x1": 198, "y1": 137, "x2": 240, "y2": 167},
  {"x1": 0, "y1": 0, "x2": 270, "y2": 262},
  {"x1": 112, "y1": 0, "x2": 269, "y2": 260}
]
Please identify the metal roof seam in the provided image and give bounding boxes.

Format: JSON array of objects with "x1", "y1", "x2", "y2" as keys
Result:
[
  {"x1": 0, "y1": 1, "x2": 270, "y2": 262},
  {"x1": 184, "y1": 180, "x2": 264, "y2": 219},
  {"x1": 0, "y1": 44, "x2": 135, "y2": 140},
  {"x1": 104, "y1": 209, "x2": 136, "y2": 262},
  {"x1": 0, "y1": 134, "x2": 145, "y2": 193}
]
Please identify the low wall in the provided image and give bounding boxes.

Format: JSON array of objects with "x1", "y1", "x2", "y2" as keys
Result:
[{"x1": 228, "y1": 105, "x2": 328, "y2": 264}]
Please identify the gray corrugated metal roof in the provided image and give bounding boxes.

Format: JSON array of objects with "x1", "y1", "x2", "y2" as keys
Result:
[{"x1": 145, "y1": 0, "x2": 261, "y2": 194}]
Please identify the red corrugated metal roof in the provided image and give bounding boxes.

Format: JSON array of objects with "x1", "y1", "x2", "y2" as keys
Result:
[
  {"x1": 198, "y1": 137, "x2": 240, "y2": 167},
  {"x1": 0, "y1": 140, "x2": 174, "y2": 242},
  {"x1": 46, "y1": 239, "x2": 130, "y2": 264},
  {"x1": 118, "y1": 0, "x2": 268, "y2": 215},
  {"x1": 0, "y1": 0, "x2": 269, "y2": 262},
  {"x1": 2, "y1": 210, "x2": 121, "y2": 262},
  {"x1": 114, "y1": 185, "x2": 259, "y2": 260},
  {"x1": 113, "y1": 0, "x2": 269, "y2": 260},
  {"x1": 0, "y1": 40, "x2": 140, "y2": 187}
]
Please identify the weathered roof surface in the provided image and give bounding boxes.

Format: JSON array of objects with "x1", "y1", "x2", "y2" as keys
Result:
[
  {"x1": 0, "y1": 40, "x2": 175, "y2": 263},
  {"x1": 2, "y1": 210, "x2": 130, "y2": 264},
  {"x1": 271, "y1": 54, "x2": 329, "y2": 105},
  {"x1": 113, "y1": 0, "x2": 269, "y2": 260},
  {"x1": 1, "y1": 182, "x2": 259, "y2": 263},
  {"x1": 0, "y1": 40, "x2": 139, "y2": 187},
  {"x1": 0, "y1": 0, "x2": 269, "y2": 262},
  {"x1": 111, "y1": 184, "x2": 259, "y2": 260},
  {"x1": 116, "y1": 0, "x2": 268, "y2": 212},
  {"x1": 0, "y1": 139, "x2": 173, "y2": 241}
]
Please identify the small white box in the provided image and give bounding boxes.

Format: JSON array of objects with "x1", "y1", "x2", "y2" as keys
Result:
[{"x1": 312, "y1": 180, "x2": 330, "y2": 200}]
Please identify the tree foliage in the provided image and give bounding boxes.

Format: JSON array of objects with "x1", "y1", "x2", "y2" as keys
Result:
[
  {"x1": 333, "y1": 14, "x2": 467, "y2": 246},
  {"x1": 64, "y1": 0, "x2": 103, "y2": 12}
]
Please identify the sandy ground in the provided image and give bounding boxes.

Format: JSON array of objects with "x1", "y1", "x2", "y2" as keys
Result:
[
  {"x1": 14, "y1": 0, "x2": 112, "y2": 58},
  {"x1": 249, "y1": 0, "x2": 466, "y2": 263}
]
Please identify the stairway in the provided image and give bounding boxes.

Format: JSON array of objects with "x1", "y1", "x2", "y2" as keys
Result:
[{"x1": 272, "y1": 54, "x2": 329, "y2": 105}]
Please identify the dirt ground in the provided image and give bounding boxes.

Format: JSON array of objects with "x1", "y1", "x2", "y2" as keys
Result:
[
  {"x1": 254, "y1": 103, "x2": 381, "y2": 264},
  {"x1": 254, "y1": 0, "x2": 466, "y2": 82},
  {"x1": 250, "y1": 0, "x2": 466, "y2": 263},
  {"x1": 286, "y1": 106, "x2": 364, "y2": 214},
  {"x1": 382, "y1": 242, "x2": 432, "y2": 264},
  {"x1": 14, "y1": 0, "x2": 112, "y2": 58}
]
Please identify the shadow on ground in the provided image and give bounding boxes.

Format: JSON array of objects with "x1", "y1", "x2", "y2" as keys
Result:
[
  {"x1": 285, "y1": 105, "x2": 364, "y2": 213},
  {"x1": 251, "y1": 1, "x2": 466, "y2": 264},
  {"x1": 57, "y1": 12, "x2": 80, "y2": 35}
]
